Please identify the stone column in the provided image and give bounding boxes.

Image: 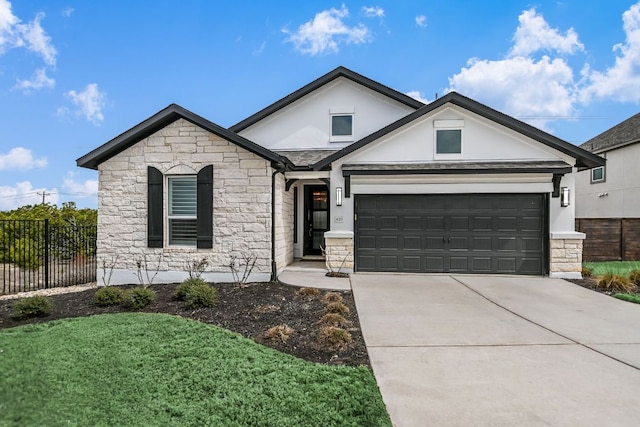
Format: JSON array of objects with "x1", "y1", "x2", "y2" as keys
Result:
[
  {"x1": 549, "y1": 232, "x2": 586, "y2": 279},
  {"x1": 323, "y1": 231, "x2": 354, "y2": 273}
]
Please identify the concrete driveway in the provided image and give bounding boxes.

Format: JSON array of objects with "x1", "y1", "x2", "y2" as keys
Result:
[{"x1": 351, "y1": 274, "x2": 640, "y2": 426}]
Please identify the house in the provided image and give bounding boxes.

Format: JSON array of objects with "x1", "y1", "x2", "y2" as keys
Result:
[
  {"x1": 575, "y1": 113, "x2": 640, "y2": 260},
  {"x1": 77, "y1": 66, "x2": 604, "y2": 283}
]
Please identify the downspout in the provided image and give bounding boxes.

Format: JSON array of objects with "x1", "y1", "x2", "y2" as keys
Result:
[{"x1": 271, "y1": 163, "x2": 286, "y2": 282}]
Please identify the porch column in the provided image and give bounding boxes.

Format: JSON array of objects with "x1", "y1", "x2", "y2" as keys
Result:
[
  {"x1": 549, "y1": 232, "x2": 586, "y2": 279},
  {"x1": 324, "y1": 231, "x2": 354, "y2": 273}
]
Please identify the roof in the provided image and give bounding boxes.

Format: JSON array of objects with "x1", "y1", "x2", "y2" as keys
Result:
[
  {"x1": 342, "y1": 161, "x2": 573, "y2": 175},
  {"x1": 229, "y1": 66, "x2": 425, "y2": 133},
  {"x1": 313, "y1": 92, "x2": 605, "y2": 171},
  {"x1": 273, "y1": 150, "x2": 339, "y2": 168},
  {"x1": 580, "y1": 112, "x2": 640, "y2": 154},
  {"x1": 77, "y1": 104, "x2": 292, "y2": 170}
]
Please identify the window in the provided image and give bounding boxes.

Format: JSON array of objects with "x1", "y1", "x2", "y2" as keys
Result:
[
  {"x1": 168, "y1": 176, "x2": 197, "y2": 246},
  {"x1": 147, "y1": 165, "x2": 213, "y2": 249},
  {"x1": 434, "y1": 119, "x2": 464, "y2": 157},
  {"x1": 591, "y1": 166, "x2": 605, "y2": 183},
  {"x1": 330, "y1": 106, "x2": 355, "y2": 142},
  {"x1": 436, "y1": 129, "x2": 462, "y2": 154}
]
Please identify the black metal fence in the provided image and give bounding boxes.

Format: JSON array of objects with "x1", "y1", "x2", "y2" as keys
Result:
[{"x1": 1, "y1": 219, "x2": 97, "y2": 294}]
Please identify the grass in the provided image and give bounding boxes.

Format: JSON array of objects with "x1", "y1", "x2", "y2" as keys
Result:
[
  {"x1": 614, "y1": 293, "x2": 640, "y2": 304},
  {"x1": 0, "y1": 313, "x2": 390, "y2": 427},
  {"x1": 583, "y1": 261, "x2": 640, "y2": 276}
]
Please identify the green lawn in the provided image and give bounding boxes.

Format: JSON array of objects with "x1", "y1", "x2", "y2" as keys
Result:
[
  {"x1": 0, "y1": 313, "x2": 391, "y2": 427},
  {"x1": 614, "y1": 293, "x2": 640, "y2": 304},
  {"x1": 583, "y1": 260, "x2": 640, "y2": 276}
]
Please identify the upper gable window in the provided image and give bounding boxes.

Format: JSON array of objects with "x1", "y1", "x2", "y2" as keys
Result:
[
  {"x1": 591, "y1": 166, "x2": 605, "y2": 183},
  {"x1": 330, "y1": 106, "x2": 355, "y2": 142},
  {"x1": 434, "y1": 119, "x2": 464, "y2": 157}
]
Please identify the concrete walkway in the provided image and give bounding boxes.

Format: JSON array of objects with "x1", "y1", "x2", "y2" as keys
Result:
[
  {"x1": 277, "y1": 260, "x2": 351, "y2": 290},
  {"x1": 351, "y1": 274, "x2": 640, "y2": 427}
]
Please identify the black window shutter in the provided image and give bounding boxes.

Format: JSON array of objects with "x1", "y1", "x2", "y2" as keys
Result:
[
  {"x1": 197, "y1": 165, "x2": 213, "y2": 249},
  {"x1": 147, "y1": 166, "x2": 164, "y2": 248}
]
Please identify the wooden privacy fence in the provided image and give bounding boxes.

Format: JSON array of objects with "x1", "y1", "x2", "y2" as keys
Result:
[
  {"x1": 1, "y1": 219, "x2": 97, "y2": 294},
  {"x1": 576, "y1": 218, "x2": 640, "y2": 262}
]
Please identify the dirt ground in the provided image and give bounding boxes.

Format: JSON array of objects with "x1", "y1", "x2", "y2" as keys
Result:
[{"x1": 0, "y1": 281, "x2": 370, "y2": 367}]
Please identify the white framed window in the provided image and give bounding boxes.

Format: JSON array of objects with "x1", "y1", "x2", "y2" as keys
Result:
[
  {"x1": 591, "y1": 166, "x2": 605, "y2": 183},
  {"x1": 434, "y1": 119, "x2": 464, "y2": 158},
  {"x1": 330, "y1": 106, "x2": 355, "y2": 142},
  {"x1": 168, "y1": 176, "x2": 197, "y2": 246}
]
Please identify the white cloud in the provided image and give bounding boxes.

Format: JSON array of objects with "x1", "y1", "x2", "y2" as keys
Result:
[
  {"x1": 252, "y1": 41, "x2": 266, "y2": 56},
  {"x1": 415, "y1": 15, "x2": 427, "y2": 28},
  {"x1": 0, "y1": 181, "x2": 58, "y2": 210},
  {"x1": 581, "y1": 2, "x2": 640, "y2": 102},
  {"x1": 62, "y1": 7, "x2": 74, "y2": 18},
  {"x1": 0, "y1": 147, "x2": 47, "y2": 170},
  {"x1": 446, "y1": 8, "x2": 585, "y2": 130},
  {"x1": 14, "y1": 68, "x2": 54, "y2": 91},
  {"x1": 509, "y1": 8, "x2": 583, "y2": 57},
  {"x1": 283, "y1": 5, "x2": 371, "y2": 55},
  {"x1": 362, "y1": 6, "x2": 384, "y2": 18},
  {"x1": 62, "y1": 172, "x2": 98, "y2": 199},
  {"x1": 0, "y1": 2, "x2": 56, "y2": 65},
  {"x1": 65, "y1": 83, "x2": 106, "y2": 125},
  {"x1": 405, "y1": 90, "x2": 430, "y2": 104}
]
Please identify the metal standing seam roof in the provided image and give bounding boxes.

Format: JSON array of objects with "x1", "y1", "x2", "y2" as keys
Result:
[{"x1": 580, "y1": 112, "x2": 640, "y2": 154}]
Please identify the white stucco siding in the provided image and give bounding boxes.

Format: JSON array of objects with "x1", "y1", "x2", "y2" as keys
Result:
[
  {"x1": 576, "y1": 143, "x2": 640, "y2": 218},
  {"x1": 238, "y1": 77, "x2": 416, "y2": 150},
  {"x1": 347, "y1": 106, "x2": 574, "y2": 164}
]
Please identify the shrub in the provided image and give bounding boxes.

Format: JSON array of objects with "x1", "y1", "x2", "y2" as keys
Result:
[
  {"x1": 318, "y1": 313, "x2": 349, "y2": 327},
  {"x1": 264, "y1": 325, "x2": 294, "y2": 343},
  {"x1": 581, "y1": 266, "x2": 593, "y2": 277},
  {"x1": 322, "y1": 292, "x2": 344, "y2": 304},
  {"x1": 253, "y1": 304, "x2": 280, "y2": 314},
  {"x1": 122, "y1": 287, "x2": 156, "y2": 310},
  {"x1": 174, "y1": 278, "x2": 217, "y2": 308},
  {"x1": 12, "y1": 295, "x2": 53, "y2": 319},
  {"x1": 628, "y1": 270, "x2": 640, "y2": 286},
  {"x1": 296, "y1": 287, "x2": 321, "y2": 298},
  {"x1": 325, "y1": 301, "x2": 350, "y2": 315},
  {"x1": 93, "y1": 286, "x2": 124, "y2": 306},
  {"x1": 597, "y1": 273, "x2": 636, "y2": 293},
  {"x1": 317, "y1": 326, "x2": 353, "y2": 351},
  {"x1": 614, "y1": 293, "x2": 640, "y2": 304}
]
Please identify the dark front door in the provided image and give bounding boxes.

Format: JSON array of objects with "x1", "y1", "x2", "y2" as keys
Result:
[
  {"x1": 355, "y1": 194, "x2": 546, "y2": 275},
  {"x1": 304, "y1": 186, "x2": 329, "y2": 255}
]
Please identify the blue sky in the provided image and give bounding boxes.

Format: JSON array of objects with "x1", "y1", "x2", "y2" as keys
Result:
[{"x1": 1, "y1": 0, "x2": 640, "y2": 209}]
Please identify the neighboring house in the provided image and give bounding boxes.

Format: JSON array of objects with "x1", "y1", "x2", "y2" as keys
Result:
[
  {"x1": 77, "y1": 66, "x2": 604, "y2": 283},
  {"x1": 576, "y1": 113, "x2": 640, "y2": 260}
]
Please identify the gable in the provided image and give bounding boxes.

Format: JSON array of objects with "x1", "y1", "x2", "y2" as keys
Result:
[
  {"x1": 236, "y1": 77, "x2": 418, "y2": 151},
  {"x1": 343, "y1": 105, "x2": 572, "y2": 165}
]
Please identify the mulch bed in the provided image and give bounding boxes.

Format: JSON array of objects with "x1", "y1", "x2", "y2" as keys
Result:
[{"x1": 0, "y1": 281, "x2": 370, "y2": 367}]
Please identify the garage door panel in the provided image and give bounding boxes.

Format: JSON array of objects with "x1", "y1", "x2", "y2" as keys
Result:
[{"x1": 355, "y1": 194, "x2": 545, "y2": 275}]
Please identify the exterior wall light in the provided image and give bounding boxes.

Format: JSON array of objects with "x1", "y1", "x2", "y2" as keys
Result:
[
  {"x1": 336, "y1": 187, "x2": 343, "y2": 206},
  {"x1": 560, "y1": 187, "x2": 570, "y2": 207}
]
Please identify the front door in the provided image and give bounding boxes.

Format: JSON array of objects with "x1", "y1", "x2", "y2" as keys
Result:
[{"x1": 304, "y1": 185, "x2": 329, "y2": 255}]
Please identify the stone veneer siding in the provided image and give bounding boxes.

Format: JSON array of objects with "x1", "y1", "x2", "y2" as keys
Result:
[
  {"x1": 324, "y1": 235, "x2": 354, "y2": 273},
  {"x1": 274, "y1": 174, "x2": 294, "y2": 272},
  {"x1": 549, "y1": 238, "x2": 584, "y2": 279},
  {"x1": 97, "y1": 119, "x2": 274, "y2": 284}
]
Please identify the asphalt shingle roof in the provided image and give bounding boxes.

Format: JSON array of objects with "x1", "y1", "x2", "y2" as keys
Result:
[{"x1": 580, "y1": 112, "x2": 640, "y2": 154}]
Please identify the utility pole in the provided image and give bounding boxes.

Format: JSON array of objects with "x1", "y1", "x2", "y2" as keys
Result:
[{"x1": 37, "y1": 191, "x2": 51, "y2": 205}]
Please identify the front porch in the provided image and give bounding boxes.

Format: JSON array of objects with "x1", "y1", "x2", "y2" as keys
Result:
[{"x1": 277, "y1": 259, "x2": 351, "y2": 290}]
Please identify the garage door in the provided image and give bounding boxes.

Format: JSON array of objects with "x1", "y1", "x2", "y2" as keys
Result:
[{"x1": 355, "y1": 194, "x2": 546, "y2": 275}]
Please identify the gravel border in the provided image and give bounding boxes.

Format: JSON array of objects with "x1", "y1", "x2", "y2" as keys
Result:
[{"x1": 0, "y1": 283, "x2": 98, "y2": 301}]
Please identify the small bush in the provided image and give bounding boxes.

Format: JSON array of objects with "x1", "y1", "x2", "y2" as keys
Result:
[
  {"x1": 581, "y1": 266, "x2": 593, "y2": 277},
  {"x1": 628, "y1": 270, "x2": 640, "y2": 286},
  {"x1": 264, "y1": 325, "x2": 294, "y2": 343},
  {"x1": 122, "y1": 287, "x2": 156, "y2": 310},
  {"x1": 93, "y1": 286, "x2": 124, "y2": 306},
  {"x1": 325, "y1": 301, "x2": 350, "y2": 315},
  {"x1": 296, "y1": 287, "x2": 321, "y2": 298},
  {"x1": 12, "y1": 295, "x2": 53, "y2": 319},
  {"x1": 318, "y1": 313, "x2": 350, "y2": 327},
  {"x1": 174, "y1": 278, "x2": 217, "y2": 308},
  {"x1": 317, "y1": 326, "x2": 353, "y2": 351},
  {"x1": 597, "y1": 273, "x2": 636, "y2": 293},
  {"x1": 253, "y1": 304, "x2": 280, "y2": 314},
  {"x1": 322, "y1": 292, "x2": 344, "y2": 304},
  {"x1": 614, "y1": 293, "x2": 640, "y2": 304}
]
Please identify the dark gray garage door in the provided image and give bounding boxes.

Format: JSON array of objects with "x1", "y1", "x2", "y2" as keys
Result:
[{"x1": 355, "y1": 194, "x2": 546, "y2": 275}]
